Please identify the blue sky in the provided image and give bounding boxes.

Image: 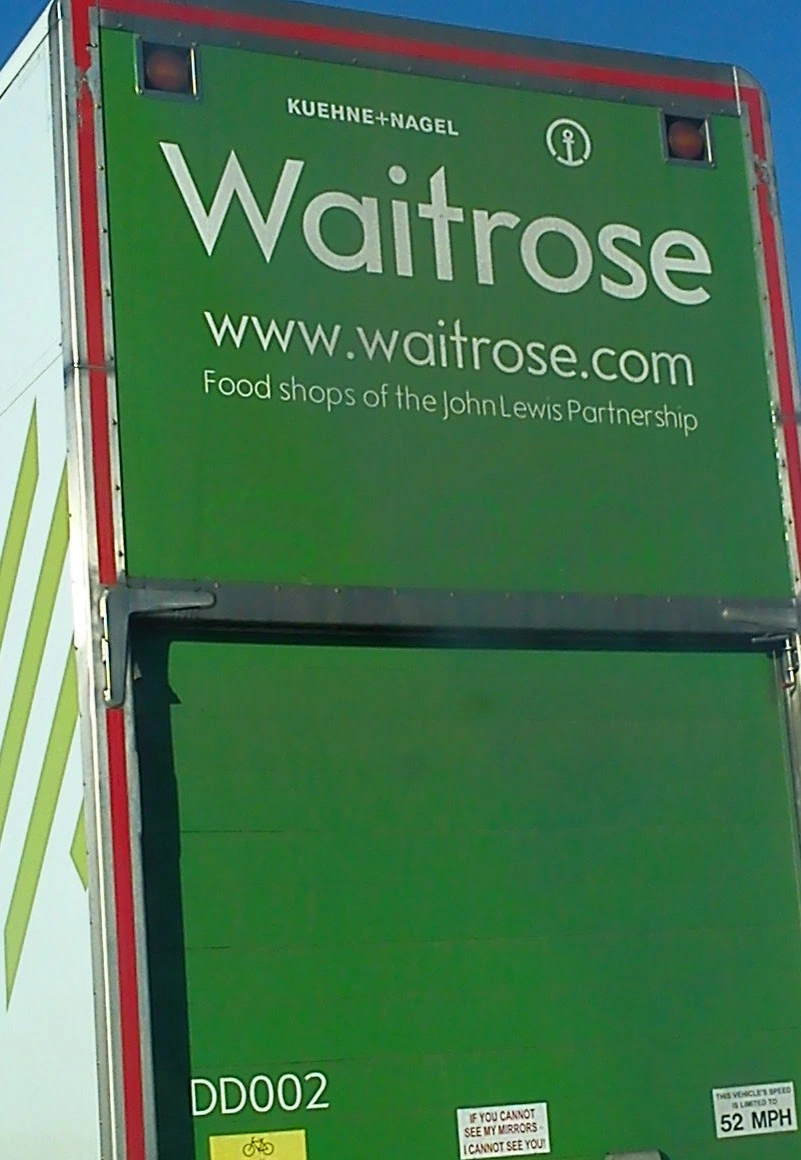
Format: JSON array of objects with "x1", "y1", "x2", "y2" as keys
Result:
[{"x1": 2, "y1": 0, "x2": 799, "y2": 350}]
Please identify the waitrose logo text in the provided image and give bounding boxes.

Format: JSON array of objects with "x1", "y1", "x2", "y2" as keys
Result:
[{"x1": 161, "y1": 142, "x2": 712, "y2": 306}]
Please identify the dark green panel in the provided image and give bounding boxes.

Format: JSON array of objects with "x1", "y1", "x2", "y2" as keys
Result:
[
  {"x1": 134, "y1": 639, "x2": 801, "y2": 1160},
  {"x1": 102, "y1": 30, "x2": 790, "y2": 597}
]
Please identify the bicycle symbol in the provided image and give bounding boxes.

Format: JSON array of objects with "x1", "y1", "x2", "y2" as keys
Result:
[{"x1": 242, "y1": 1137, "x2": 275, "y2": 1158}]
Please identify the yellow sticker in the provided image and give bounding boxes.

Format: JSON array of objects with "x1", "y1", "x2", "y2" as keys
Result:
[{"x1": 209, "y1": 1128, "x2": 307, "y2": 1160}]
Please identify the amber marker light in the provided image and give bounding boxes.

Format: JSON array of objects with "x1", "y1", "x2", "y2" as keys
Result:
[
  {"x1": 665, "y1": 115, "x2": 709, "y2": 162},
  {"x1": 141, "y1": 43, "x2": 196, "y2": 96}
]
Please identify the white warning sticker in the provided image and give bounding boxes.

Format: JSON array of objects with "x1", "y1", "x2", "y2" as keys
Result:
[
  {"x1": 712, "y1": 1081, "x2": 797, "y2": 1139},
  {"x1": 456, "y1": 1102, "x2": 550, "y2": 1157}
]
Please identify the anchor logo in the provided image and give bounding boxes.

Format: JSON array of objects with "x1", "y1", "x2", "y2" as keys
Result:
[{"x1": 545, "y1": 118, "x2": 592, "y2": 167}]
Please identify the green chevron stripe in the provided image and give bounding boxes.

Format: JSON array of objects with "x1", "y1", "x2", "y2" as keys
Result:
[
  {"x1": 0, "y1": 468, "x2": 69, "y2": 844},
  {"x1": 70, "y1": 805, "x2": 88, "y2": 890},
  {"x1": 0, "y1": 408, "x2": 38, "y2": 652},
  {"x1": 4, "y1": 647, "x2": 78, "y2": 1002}
]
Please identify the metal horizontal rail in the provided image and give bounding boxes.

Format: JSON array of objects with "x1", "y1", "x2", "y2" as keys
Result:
[
  {"x1": 101, "y1": 577, "x2": 801, "y2": 706},
  {"x1": 127, "y1": 579, "x2": 799, "y2": 635}
]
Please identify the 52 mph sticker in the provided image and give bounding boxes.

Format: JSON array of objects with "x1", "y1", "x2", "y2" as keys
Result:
[{"x1": 712, "y1": 1082, "x2": 797, "y2": 1139}]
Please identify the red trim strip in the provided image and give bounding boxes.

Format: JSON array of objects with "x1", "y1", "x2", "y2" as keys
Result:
[
  {"x1": 742, "y1": 86, "x2": 801, "y2": 572},
  {"x1": 101, "y1": 0, "x2": 735, "y2": 101},
  {"x1": 72, "y1": 0, "x2": 91, "y2": 73},
  {"x1": 73, "y1": 5, "x2": 145, "y2": 1160},
  {"x1": 107, "y1": 708, "x2": 146, "y2": 1160},
  {"x1": 75, "y1": 84, "x2": 117, "y2": 586}
]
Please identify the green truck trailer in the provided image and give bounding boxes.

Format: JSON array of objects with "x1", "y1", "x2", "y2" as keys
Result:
[{"x1": 1, "y1": 3, "x2": 800, "y2": 1159}]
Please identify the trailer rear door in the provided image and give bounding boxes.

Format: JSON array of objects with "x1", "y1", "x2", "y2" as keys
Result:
[{"x1": 133, "y1": 634, "x2": 801, "y2": 1160}]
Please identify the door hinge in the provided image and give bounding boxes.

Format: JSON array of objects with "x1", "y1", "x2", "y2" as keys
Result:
[{"x1": 780, "y1": 635, "x2": 800, "y2": 693}]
